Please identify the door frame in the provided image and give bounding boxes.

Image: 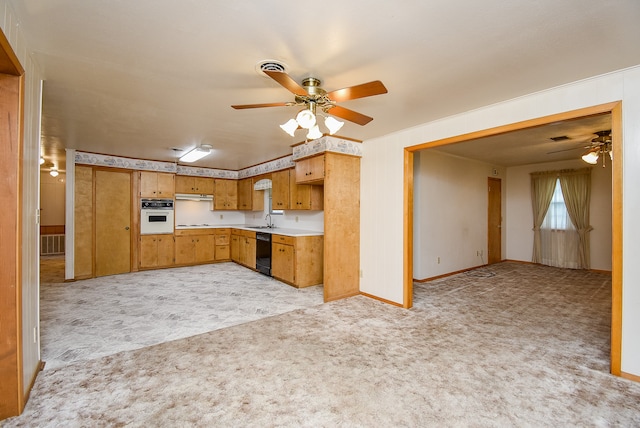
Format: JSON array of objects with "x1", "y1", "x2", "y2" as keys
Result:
[
  {"x1": 0, "y1": 28, "x2": 26, "y2": 418},
  {"x1": 403, "y1": 102, "x2": 623, "y2": 375}
]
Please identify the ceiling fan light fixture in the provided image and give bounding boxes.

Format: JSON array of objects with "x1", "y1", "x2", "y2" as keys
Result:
[
  {"x1": 324, "y1": 116, "x2": 344, "y2": 135},
  {"x1": 307, "y1": 125, "x2": 323, "y2": 140},
  {"x1": 295, "y1": 109, "x2": 316, "y2": 129},
  {"x1": 50, "y1": 168, "x2": 59, "y2": 177},
  {"x1": 179, "y1": 145, "x2": 212, "y2": 163},
  {"x1": 581, "y1": 147, "x2": 600, "y2": 165},
  {"x1": 39, "y1": 157, "x2": 45, "y2": 165},
  {"x1": 280, "y1": 119, "x2": 298, "y2": 137}
]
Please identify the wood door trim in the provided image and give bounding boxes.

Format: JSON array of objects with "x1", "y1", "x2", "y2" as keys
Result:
[
  {"x1": 487, "y1": 177, "x2": 502, "y2": 264},
  {"x1": 403, "y1": 101, "x2": 623, "y2": 376}
]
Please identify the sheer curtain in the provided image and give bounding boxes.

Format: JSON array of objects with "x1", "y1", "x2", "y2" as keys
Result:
[
  {"x1": 530, "y1": 168, "x2": 592, "y2": 269},
  {"x1": 559, "y1": 168, "x2": 592, "y2": 269},
  {"x1": 530, "y1": 171, "x2": 557, "y2": 264},
  {"x1": 540, "y1": 179, "x2": 580, "y2": 268}
]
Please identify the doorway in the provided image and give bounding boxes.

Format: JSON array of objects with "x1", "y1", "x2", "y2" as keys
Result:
[
  {"x1": 404, "y1": 102, "x2": 623, "y2": 374},
  {"x1": 487, "y1": 177, "x2": 501, "y2": 264}
]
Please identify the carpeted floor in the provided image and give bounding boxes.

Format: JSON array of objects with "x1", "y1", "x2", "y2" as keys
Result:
[{"x1": 4, "y1": 261, "x2": 640, "y2": 426}]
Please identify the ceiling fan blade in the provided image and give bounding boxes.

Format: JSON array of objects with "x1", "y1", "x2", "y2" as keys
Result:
[
  {"x1": 231, "y1": 102, "x2": 290, "y2": 109},
  {"x1": 546, "y1": 145, "x2": 589, "y2": 154},
  {"x1": 327, "y1": 105, "x2": 373, "y2": 126},
  {"x1": 327, "y1": 80, "x2": 388, "y2": 102},
  {"x1": 263, "y1": 70, "x2": 308, "y2": 96}
]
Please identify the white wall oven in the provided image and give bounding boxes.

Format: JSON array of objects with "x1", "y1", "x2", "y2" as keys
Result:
[{"x1": 140, "y1": 199, "x2": 174, "y2": 234}]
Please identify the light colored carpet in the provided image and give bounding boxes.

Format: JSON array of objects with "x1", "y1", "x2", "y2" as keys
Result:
[
  {"x1": 5, "y1": 262, "x2": 640, "y2": 426},
  {"x1": 39, "y1": 257, "x2": 324, "y2": 369}
]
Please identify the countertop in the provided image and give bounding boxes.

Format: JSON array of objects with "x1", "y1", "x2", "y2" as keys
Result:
[{"x1": 174, "y1": 224, "x2": 323, "y2": 237}]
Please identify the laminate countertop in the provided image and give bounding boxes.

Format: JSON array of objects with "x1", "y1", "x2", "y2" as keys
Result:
[{"x1": 174, "y1": 224, "x2": 323, "y2": 237}]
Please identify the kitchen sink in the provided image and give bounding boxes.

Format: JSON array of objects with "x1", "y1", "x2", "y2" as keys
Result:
[{"x1": 248, "y1": 226, "x2": 274, "y2": 229}]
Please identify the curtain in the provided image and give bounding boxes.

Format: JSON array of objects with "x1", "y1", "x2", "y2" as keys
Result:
[
  {"x1": 530, "y1": 171, "x2": 557, "y2": 263},
  {"x1": 539, "y1": 184, "x2": 579, "y2": 268},
  {"x1": 559, "y1": 168, "x2": 592, "y2": 269}
]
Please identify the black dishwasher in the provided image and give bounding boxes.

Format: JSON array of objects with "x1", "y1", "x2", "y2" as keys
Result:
[{"x1": 255, "y1": 232, "x2": 272, "y2": 276}]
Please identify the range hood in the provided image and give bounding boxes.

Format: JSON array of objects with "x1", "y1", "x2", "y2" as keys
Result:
[{"x1": 175, "y1": 193, "x2": 213, "y2": 201}]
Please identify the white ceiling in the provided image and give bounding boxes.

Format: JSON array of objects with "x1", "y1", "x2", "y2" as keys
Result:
[{"x1": 13, "y1": 0, "x2": 640, "y2": 173}]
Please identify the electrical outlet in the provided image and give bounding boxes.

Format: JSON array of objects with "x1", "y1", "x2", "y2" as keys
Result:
[
  {"x1": 295, "y1": 216, "x2": 299, "y2": 222},
  {"x1": 437, "y1": 257, "x2": 440, "y2": 264},
  {"x1": 219, "y1": 214, "x2": 223, "y2": 220},
  {"x1": 359, "y1": 269, "x2": 363, "y2": 278}
]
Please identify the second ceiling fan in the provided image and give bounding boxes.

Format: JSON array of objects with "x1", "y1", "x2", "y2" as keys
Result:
[{"x1": 232, "y1": 68, "x2": 388, "y2": 139}]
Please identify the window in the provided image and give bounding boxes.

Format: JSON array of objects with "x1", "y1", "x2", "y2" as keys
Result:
[
  {"x1": 267, "y1": 189, "x2": 283, "y2": 215},
  {"x1": 542, "y1": 179, "x2": 574, "y2": 231}
]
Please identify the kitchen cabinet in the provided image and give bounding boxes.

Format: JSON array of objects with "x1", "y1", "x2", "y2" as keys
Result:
[
  {"x1": 140, "y1": 234, "x2": 175, "y2": 268},
  {"x1": 175, "y1": 176, "x2": 214, "y2": 194},
  {"x1": 295, "y1": 155, "x2": 325, "y2": 184},
  {"x1": 175, "y1": 229, "x2": 215, "y2": 265},
  {"x1": 237, "y1": 177, "x2": 264, "y2": 211},
  {"x1": 272, "y1": 234, "x2": 323, "y2": 288},
  {"x1": 139, "y1": 171, "x2": 175, "y2": 198},
  {"x1": 231, "y1": 229, "x2": 256, "y2": 269},
  {"x1": 271, "y1": 169, "x2": 290, "y2": 210},
  {"x1": 214, "y1": 228, "x2": 231, "y2": 261},
  {"x1": 289, "y1": 172, "x2": 323, "y2": 210},
  {"x1": 214, "y1": 179, "x2": 237, "y2": 210}
]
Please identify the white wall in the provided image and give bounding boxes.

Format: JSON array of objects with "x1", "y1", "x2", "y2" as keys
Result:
[
  {"x1": 413, "y1": 150, "x2": 506, "y2": 279},
  {"x1": 506, "y1": 159, "x2": 612, "y2": 270},
  {"x1": 361, "y1": 65, "x2": 640, "y2": 377},
  {"x1": 1, "y1": 0, "x2": 44, "y2": 396}
]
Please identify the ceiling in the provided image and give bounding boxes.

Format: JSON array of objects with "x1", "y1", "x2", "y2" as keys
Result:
[{"x1": 12, "y1": 1, "x2": 640, "y2": 174}]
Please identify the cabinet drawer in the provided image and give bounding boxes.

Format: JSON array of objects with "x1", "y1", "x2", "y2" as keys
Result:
[
  {"x1": 215, "y1": 234, "x2": 229, "y2": 245},
  {"x1": 272, "y1": 234, "x2": 295, "y2": 246},
  {"x1": 215, "y1": 244, "x2": 230, "y2": 260}
]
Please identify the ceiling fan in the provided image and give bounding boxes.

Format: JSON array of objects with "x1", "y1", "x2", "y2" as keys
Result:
[
  {"x1": 547, "y1": 130, "x2": 612, "y2": 167},
  {"x1": 232, "y1": 69, "x2": 388, "y2": 139}
]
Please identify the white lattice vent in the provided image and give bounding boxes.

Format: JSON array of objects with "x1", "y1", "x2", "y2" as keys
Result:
[{"x1": 41, "y1": 234, "x2": 65, "y2": 255}]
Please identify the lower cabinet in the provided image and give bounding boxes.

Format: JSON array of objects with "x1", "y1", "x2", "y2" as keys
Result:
[
  {"x1": 140, "y1": 234, "x2": 175, "y2": 269},
  {"x1": 271, "y1": 234, "x2": 323, "y2": 288},
  {"x1": 175, "y1": 229, "x2": 215, "y2": 265},
  {"x1": 214, "y1": 228, "x2": 231, "y2": 261},
  {"x1": 231, "y1": 228, "x2": 256, "y2": 269}
]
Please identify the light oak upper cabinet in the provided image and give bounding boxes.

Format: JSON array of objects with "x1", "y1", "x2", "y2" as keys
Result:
[
  {"x1": 140, "y1": 171, "x2": 175, "y2": 198},
  {"x1": 289, "y1": 172, "x2": 323, "y2": 210},
  {"x1": 295, "y1": 155, "x2": 325, "y2": 184},
  {"x1": 214, "y1": 179, "x2": 237, "y2": 210},
  {"x1": 271, "y1": 234, "x2": 323, "y2": 288},
  {"x1": 237, "y1": 178, "x2": 264, "y2": 211},
  {"x1": 175, "y1": 176, "x2": 214, "y2": 194},
  {"x1": 140, "y1": 235, "x2": 175, "y2": 269},
  {"x1": 271, "y1": 169, "x2": 290, "y2": 210}
]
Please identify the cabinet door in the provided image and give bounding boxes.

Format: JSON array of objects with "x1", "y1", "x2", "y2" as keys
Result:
[
  {"x1": 214, "y1": 179, "x2": 238, "y2": 210},
  {"x1": 194, "y1": 177, "x2": 214, "y2": 194},
  {"x1": 295, "y1": 155, "x2": 325, "y2": 184},
  {"x1": 231, "y1": 234, "x2": 240, "y2": 262},
  {"x1": 237, "y1": 178, "x2": 252, "y2": 210},
  {"x1": 175, "y1": 176, "x2": 195, "y2": 193},
  {"x1": 245, "y1": 237, "x2": 256, "y2": 269},
  {"x1": 139, "y1": 171, "x2": 158, "y2": 197},
  {"x1": 271, "y1": 169, "x2": 290, "y2": 210},
  {"x1": 156, "y1": 173, "x2": 175, "y2": 197},
  {"x1": 139, "y1": 235, "x2": 159, "y2": 268},
  {"x1": 215, "y1": 245, "x2": 230, "y2": 261},
  {"x1": 175, "y1": 236, "x2": 195, "y2": 265},
  {"x1": 272, "y1": 242, "x2": 295, "y2": 283},
  {"x1": 157, "y1": 235, "x2": 175, "y2": 267},
  {"x1": 195, "y1": 234, "x2": 215, "y2": 263}
]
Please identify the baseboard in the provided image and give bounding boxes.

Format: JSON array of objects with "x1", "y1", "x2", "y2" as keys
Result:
[
  {"x1": 324, "y1": 290, "x2": 360, "y2": 302},
  {"x1": 360, "y1": 292, "x2": 403, "y2": 308},
  {"x1": 621, "y1": 371, "x2": 640, "y2": 383},
  {"x1": 414, "y1": 264, "x2": 489, "y2": 283},
  {"x1": 22, "y1": 360, "x2": 44, "y2": 413}
]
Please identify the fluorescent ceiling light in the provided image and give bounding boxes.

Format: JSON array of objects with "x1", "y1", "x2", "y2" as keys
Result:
[{"x1": 179, "y1": 145, "x2": 211, "y2": 163}]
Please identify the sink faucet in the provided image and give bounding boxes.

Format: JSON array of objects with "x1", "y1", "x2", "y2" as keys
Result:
[{"x1": 265, "y1": 214, "x2": 273, "y2": 228}]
